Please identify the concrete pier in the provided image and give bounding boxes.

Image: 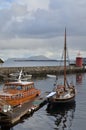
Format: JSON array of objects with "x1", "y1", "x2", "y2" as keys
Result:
[{"x1": 0, "y1": 66, "x2": 85, "y2": 81}]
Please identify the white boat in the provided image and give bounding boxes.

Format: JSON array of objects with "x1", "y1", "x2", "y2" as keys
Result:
[
  {"x1": 47, "y1": 74, "x2": 56, "y2": 78},
  {"x1": 47, "y1": 28, "x2": 76, "y2": 104},
  {"x1": 21, "y1": 74, "x2": 32, "y2": 81},
  {"x1": 8, "y1": 71, "x2": 32, "y2": 81},
  {"x1": 21, "y1": 75, "x2": 32, "y2": 81}
]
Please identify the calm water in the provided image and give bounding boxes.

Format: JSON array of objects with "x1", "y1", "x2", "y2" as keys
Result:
[
  {"x1": 0, "y1": 73, "x2": 86, "y2": 130},
  {"x1": 2, "y1": 60, "x2": 59, "y2": 67},
  {"x1": 2, "y1": 60, "x2": 71, "y2": 67}
]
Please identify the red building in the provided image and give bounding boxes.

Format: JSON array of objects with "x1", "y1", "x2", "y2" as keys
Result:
[{"x1": 76, "y1": 52, "x2": 83, "y2": 67}]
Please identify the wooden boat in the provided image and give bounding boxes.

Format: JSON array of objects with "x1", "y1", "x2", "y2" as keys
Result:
[
  {"x1": 47, "y1": 28, "x2": 76, "y2": 104},
  {"x1": 0, "y1": 70, "x2": 40, "y2": 111}
]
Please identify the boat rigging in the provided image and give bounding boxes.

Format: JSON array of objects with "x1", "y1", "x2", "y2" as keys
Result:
[{"x1": 46, "y1": 28, "x2": 76, "y2": 104}]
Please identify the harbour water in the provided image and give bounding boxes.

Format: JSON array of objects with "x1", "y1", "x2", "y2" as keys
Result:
[
  {"x1": 2, "y1": 60, "x2": 72, "y2": 67},
  {"x1": 0, "y1": 73, "x2": 86, "y2": 130}
]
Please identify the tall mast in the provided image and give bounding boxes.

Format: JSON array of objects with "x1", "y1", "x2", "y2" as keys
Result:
[{"x1": 64, "y1": 28, "x2": 66, "y2": 88}]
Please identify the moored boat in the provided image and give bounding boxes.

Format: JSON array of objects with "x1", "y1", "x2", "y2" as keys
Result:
[
  {"x1": 6, "y1": 71, "x2": 32, "y2": 81},
  {"x1": 0, "y1": 70, "x2": 40, "y2": 112},
  {"x1": 47, "y1": 74, "x2": 56, "y2": 78},
  {"x1": 46, "y1": 28, "x2": 76, "y2": 104}
]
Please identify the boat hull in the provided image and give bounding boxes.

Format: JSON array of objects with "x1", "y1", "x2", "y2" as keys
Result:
[
  {"x1": 0, "y1": 90, "x2": 40, "y2": 107},
  {"x1": 48, "y1": 95, "x2": 75, "y2": 105}
]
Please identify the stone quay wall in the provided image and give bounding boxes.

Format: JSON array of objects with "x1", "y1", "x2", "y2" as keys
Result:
[{"x1": 0, "y1": 66, "x2": 85, "y2": 78}]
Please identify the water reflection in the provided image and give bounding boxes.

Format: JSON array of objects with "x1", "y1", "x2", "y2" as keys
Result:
[
  {"x1": 46, "y1": 102, "x2": 76, "y2": 130},
  {"x1": 0, "y1": 112, "x2": 33, "y2": 130},
  {"x1": 76, "y1": 73, "x2": 82, "y2": 84},
  {"x1": 0, "y1": 126, "x2": 13, "y2": 130}
]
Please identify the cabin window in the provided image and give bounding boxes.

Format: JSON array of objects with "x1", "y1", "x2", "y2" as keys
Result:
[
  {"x1": 22, "y1": 87, "x2": 26, "y2": 91},
  {"x1": 17, "y1": 86, "x2": 22, "y2": 90},
  {"x1": 28, "y1": 85, "x2": 33, "y2": 89},
  {"x1": 3, "y1": 85, "x2": 7, "y2": 90},
  {"x1": 26, "y1": 86, "x2": 28, "y2": 91},
  {"x1": 4, "y1": 85, "x2": 11, "y2": 89},
  {"x1": 28, "y1": 85, "x2": 31, "y2": 89},
  {"x1": 10, "y1": 85, "x2": 15, "y2": 89}
]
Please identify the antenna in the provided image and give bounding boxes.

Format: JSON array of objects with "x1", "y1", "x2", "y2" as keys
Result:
[{"x1": 18, "y1": 70, "x2": 22, "y2": 82}]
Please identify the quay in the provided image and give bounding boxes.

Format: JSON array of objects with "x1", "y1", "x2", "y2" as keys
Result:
[{"x1": 0, "y1": 66, "x2": 86, "y2": 81}]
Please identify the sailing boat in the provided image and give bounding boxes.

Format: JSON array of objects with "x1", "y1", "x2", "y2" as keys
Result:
[{"x1": 46, "y1": 28, "x2": 76, "y2": 104}]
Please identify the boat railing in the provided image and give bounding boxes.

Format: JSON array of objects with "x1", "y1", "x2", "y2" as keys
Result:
[{"x1": 0, "y1": 89, "x2": 39, "y2": 101}]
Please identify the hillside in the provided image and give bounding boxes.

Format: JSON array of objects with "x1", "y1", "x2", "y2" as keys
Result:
[
  {"x1": 6, "y1": 55, "x2": 57, "y2": 62},
  {"x1": 28, "y1": 55, "x2": 53, "y2": 60}
]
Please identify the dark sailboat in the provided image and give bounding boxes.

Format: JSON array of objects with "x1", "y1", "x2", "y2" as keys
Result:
[{"x1": 47, "y1": 29, "x2": 76, "y2": 104}]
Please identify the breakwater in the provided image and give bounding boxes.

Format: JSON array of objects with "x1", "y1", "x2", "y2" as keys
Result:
[{"x1": 0, "y1": 66, "x2": 85, "y2": 81}]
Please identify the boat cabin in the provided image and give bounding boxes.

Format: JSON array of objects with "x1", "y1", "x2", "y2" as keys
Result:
[
  {"x1": 3, "y1": 81, "x2": 34, "y2": 91},
  {"x1": 0, "y1": 81, "x2": 40, "y2": 107}
]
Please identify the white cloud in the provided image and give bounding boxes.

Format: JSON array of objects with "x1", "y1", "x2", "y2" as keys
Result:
[{"x1": 16, "y1": 0, "x2": 49, "y2": 10}]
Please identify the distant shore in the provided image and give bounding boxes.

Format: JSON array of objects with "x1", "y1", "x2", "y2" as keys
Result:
[
  {"x1": 14, "y1": 59, "x2": 58, "y2": 62},
  {"x1": 0, "y1": 66, "x2": 85, "y2": 81}
]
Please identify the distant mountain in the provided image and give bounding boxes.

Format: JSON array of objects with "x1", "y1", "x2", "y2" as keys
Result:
[
  {"x1": 28, "y1": 55, "x2": 54, "y2": 60},
  {"x1": 5, "y1": 55, "x2": 57, "y2": 62}
]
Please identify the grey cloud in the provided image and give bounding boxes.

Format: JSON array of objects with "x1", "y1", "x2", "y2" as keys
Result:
[
  {"x1": 1, "y1": 0, "x2": 86, "y2": 60},
  {"x1": 1, "y1": 36, "x2": 86, "y2": 60},
  {"x1": 0, "y1": 0, "x2": 86, "y2": 39}
]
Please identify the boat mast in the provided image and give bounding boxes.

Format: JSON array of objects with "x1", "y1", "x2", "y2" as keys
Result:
[{"x1": 64, "y1": 28, "x2": 66, "y2": 88}]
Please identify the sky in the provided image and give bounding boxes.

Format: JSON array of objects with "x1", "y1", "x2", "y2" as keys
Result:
[{"x1": 0, "y1": 0, "x2": 86, "y2": 60}]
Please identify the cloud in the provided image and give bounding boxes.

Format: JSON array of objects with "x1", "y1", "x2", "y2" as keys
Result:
[
  {"x1": 1, "y1": 36, "x2": 86, "y2": 60},
  {"x1": 0, "y1": 0, "x2": 86, "y2": 60},
  {"x1": 0, "y1": 0, "x2": 86, "y2": 39}
]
